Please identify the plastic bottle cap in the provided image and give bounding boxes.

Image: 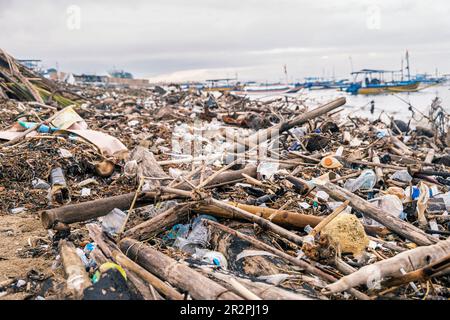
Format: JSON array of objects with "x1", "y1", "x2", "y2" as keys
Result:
[{"x1": 324, "y1": 157, "x2": 333, "y2": 166}]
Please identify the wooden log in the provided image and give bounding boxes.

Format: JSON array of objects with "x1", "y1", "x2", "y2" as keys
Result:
[
  {"x1": 206, "y1": 272, "x2": 262, "y2": 300},
  {"x1": 313, "y1": 180, "x2": 437, "y2": 246},
  {"x1": 194, "y1": 201, "x2": 387, "y2": 236},
  {"x1": 40, "y1": 192, "x2": 166, "y2": 229},
  {"x1": 112, "y1": 250, "x2": 184, "y2": 300},
  {"x1": 326, "y1": 239, "x2": 450, "y2": 293},
  {"x1": 228, "y1": 98, "x2": 346, "y2": 152},
  {"x1": 200, "y1": 269, "x2": 316, "y2": 300},
  {"x1": 127, "y1": 271, "x2": 163, "y2": 300},
  {"x1": 124, "y1": 203, "x2": 191, "y2": 240},
  {"x1": 40, "y1": 166, "x2": 256, "y2": 229},
  {"x1": 87, "y1": 224, "x2": 182, "y2": 300},
  {"x1": 206, "y1": 198, "x2": 305, "y2": 246},
  {"x1": 381, "y1": 253, "x2": 450, "y2": 288},
  {"x1": 205, "y1": 220, "x2": 369, "y2": 300},
  {"x1": 119, "y1": 238, "x2": 242, "y2": 300},
  {"x1": 177, "y1": 164, "x2": 257, "y2": 190},
  {"x1": 60, "y1": 240, "x2": 92, "y2": 298},
  {"x1": 210, "y1": 222, "x2": 294, "y2": 277},
  {"x1": 424, "y1": 148, "x2": 435, "y2": 164}
]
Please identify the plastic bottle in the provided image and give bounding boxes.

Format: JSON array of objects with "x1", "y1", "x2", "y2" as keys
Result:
[
  {"x1": 344, "y1": 169, "x2": 377, "y2": 192},
  {"x1": 320, "y1": 156, "x2": 342, "y2": 169}
]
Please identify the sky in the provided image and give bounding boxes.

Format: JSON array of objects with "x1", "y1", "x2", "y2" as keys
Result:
[{"x1": 1, "y1": 0, "x2": 450, "y2": 82}]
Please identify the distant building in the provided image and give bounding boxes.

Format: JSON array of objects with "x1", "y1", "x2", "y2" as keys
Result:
[
  {"x1": 73, "y1": 74, "x2": 108, "y2": 86},
  {"x1": 106, "y1": 77, "x2": 149, "y2": 88},
  {"x1": 109, "y1": 69, "x2": 133, "y2": 79}
]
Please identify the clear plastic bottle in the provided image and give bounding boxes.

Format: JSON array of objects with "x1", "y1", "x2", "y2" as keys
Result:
[{"x1": 344, "y1": 169, "x2": 377, "y2": 192}]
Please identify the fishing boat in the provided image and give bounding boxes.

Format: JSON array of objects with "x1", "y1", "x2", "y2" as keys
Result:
[
  {"x1": 230, "y1": 82, "x2": 302, "y2": 96},
  {"x1": 346, "y1": 50, "x2": 422, "y2": 95},
  {"x1": 345, "y1": 69, "x2": 420, "y2": 95},
  {"x1": 203, "y1": 78, "x2": 242, "y2": 92}
]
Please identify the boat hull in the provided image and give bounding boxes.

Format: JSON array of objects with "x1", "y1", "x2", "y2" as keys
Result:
[{"x1": 357, "y1": 82, "x2": 420, "y2": 95}]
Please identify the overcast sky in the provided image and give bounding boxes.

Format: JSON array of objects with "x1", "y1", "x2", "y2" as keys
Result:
[{"x1": 1, "y1": 0, "x2": 450, "y2": 82}]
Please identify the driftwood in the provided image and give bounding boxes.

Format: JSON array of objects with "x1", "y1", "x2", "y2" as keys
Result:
[
  {"x1": 313, "y1": 180, "x2": 437, "y2": 246},
  {"x1": 126, "y1": 270, "x2": 162, "y2": 300},
  {"x1": 40, "y1": 165, "x2": 257, "y2": 229},
  {"x1": 325, "y1": 239, "x2": 450, "y2": 293},
  {"x1": 112, "y1": 250, "x2": 184, "y2": 300},
  {"x1": 59, "y1": 240, "x2": 92, "y2": 298},
  {"x1": 200, "y1": 268, "x2": 316, "y2": 300},
  {"x1": 40, "y1": 191, "x2": 170, "y2": 229},
  {"x1": 87, "y1": 224, "x2": 182, "y2": 300},
  {"x1": 205, "y1": 220, "x2": 370, "y2": 300},
  {"x1": 124, "y1": 203, "x2": 191, "y2": 240},
  {"x1": 381, "y1": 253, "x2": 450, "y2": 287},
  {"x1": 204, "y1": 198, "x2": 305, "y2": 246},
  {"x1": 228, "y1": 97, "x2": 346, "y2": 152},
  {"x1": 195, "y1": 201, "x2": 387, "y2": 236},
  {"x1": 210, "y1": 222, "x2": 294, "y2": 278},
  {"x1": 119, "y1": 238, "x2": 241, "y2": 300}
]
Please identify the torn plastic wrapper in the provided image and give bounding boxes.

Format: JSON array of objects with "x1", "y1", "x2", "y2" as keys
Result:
[{"x1": 56, "y1": 129, "x2": 129, "y2": 160}]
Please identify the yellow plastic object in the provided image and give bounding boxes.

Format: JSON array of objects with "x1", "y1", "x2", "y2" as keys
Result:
[
  {"x1": 99, "y1": 262, "x2": 127, "y2": 280},
  {"x1": 320, "y1": 156, "x2": 343, "y2": 169},
  {"x1": 321, "y1": 213, "x2": 369, "y2": 256}
]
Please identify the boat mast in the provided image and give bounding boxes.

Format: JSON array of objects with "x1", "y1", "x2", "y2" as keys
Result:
[
  {"x1": 401, "y1": 56, "x2": 404, "y2": 81},
  {"x1": 283, "y1": 64, "x2": 288, "y2": 86},
  {"x1": 405, "y1": 50, "x2": 411, "y2": 81}
]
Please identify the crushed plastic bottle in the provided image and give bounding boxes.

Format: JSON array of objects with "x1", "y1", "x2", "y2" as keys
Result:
[{"x1": 344, "y1": 169, "x2": 377, "y2": 192}]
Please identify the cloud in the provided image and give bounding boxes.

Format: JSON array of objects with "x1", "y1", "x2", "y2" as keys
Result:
[{"x1": 1, "y1": 0, "x2": 450, "y2": 80}]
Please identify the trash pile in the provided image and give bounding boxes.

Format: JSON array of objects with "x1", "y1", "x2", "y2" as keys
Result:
[{"x1": 0, "y1": 50, "x2": 449, "y2": 300}]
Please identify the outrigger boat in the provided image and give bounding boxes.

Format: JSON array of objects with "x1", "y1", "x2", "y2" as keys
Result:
[
  {"x1": 346, "y1": 51, "x2": 422, "y2": 95},
  {"x1": 345, "y1": 69, "x2": 420, "y2": 95},
  {"x1": 203, "y1": 78, "x2": 242, "y2": 92},
  {"x1": 230, "y1": 83, "x2": 302, "y2": 96}
]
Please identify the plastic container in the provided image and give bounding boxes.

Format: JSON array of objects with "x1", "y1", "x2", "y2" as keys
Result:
[
  {"x1": 404, "y1": 185, "x2": 434, "y2": 201},
  {"x1": 320, "y1": 156, "x2": 342, "y2": 169},
  {"x1": 376, "y1": 195, "x2": 404, "y2": 219},
  {"x1": 201, "y1": 251, "x2": 228, "y2": 269},
  {"x1": 344, "y1": 169, "x2": 377, "y2": 192}
]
